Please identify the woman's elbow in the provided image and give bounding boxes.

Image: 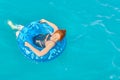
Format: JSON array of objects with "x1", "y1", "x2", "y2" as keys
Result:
[
  {"x1": 54, "y1": 28, "x2": 58, "y2": 32},
  {"x1": 36, "y1": 52, "x2": 46, "y2": 57},
  {"x1": 37, "y1": 53, "x2": 44, "y2": 57},
  {"x1": 35, "y1": 47, "x2": 50, "y2": 57}
]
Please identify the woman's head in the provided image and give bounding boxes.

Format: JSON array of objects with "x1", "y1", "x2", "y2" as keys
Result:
[{"x1": 51, "y1": 30, "x2": 66, "y2": 42}]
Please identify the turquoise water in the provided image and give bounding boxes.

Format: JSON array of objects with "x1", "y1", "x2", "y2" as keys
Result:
[{"x1": 1, "y1": 0, "x2": 120, "y2": 80}]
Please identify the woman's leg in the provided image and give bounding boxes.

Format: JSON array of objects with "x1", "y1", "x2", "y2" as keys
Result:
[
  {"x1": 7, "y1": 20, "x2": 24, "y2": 31},
  {"x1": 7, "y1": 20, "x2": 24, "y2": 38}
]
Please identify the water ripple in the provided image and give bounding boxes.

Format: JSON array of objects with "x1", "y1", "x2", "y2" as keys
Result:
[
  {"x1": 96, "y1": 14, "x2": 115, "y2": 19},
  {"x1": 96, "y1": 0, "x2": 120, "y2": 13},
  {"x1": 108, "y1": 39, "x2": 120, "y2": 52},
  {"x1": 90, "y1": 20, "x2": 115, "y2": 34}
]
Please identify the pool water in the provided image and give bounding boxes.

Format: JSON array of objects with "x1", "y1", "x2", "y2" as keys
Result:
[{"x1": 0, "y1": 0, "x2": 120, "y2": 80}]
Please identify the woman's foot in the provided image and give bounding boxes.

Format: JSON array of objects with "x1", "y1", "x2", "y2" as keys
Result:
[{"x1": 7, "y1": 20, "x2": 17, "y2": 30}]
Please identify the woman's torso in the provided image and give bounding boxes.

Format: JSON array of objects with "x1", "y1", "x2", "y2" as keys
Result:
[{"x1": 33, "y1": 34, "x2": 55, "y2": 48}]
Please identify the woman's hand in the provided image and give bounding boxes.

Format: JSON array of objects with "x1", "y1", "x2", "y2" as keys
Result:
[
  {"x1": 25, "y1": 42, "x2": 31, "y2": 47},
  {"x1": 40, "y1": 19, "x2": 47, "y2": 23}
]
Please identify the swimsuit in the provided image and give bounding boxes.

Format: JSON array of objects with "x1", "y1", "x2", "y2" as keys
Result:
[{"x1": 33, "y1": 34, "x2": 51, "y2": 48}]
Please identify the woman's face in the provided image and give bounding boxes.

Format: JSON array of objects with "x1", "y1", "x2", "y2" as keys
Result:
[{"x1": 51, "y1": 33, "x2": 60, "y2": 41}]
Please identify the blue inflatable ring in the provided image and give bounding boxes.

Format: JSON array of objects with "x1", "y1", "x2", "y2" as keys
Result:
[{"x1": 17, "y1": 21, "x2": 66, "y2": 62}]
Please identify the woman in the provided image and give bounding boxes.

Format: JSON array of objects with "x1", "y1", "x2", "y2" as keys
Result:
[{"x1": 8, "y1": 19, "x2": 66, "y2": 57}]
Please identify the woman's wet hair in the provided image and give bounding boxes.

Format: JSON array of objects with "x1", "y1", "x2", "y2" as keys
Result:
[{"x1": 54, "y1": 30, "x2": 66, "y2": 41}]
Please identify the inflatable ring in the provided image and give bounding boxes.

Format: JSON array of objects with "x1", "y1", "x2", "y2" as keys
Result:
[{"x1": 17, "y1": 21, "x2": 66, "y2": 62}]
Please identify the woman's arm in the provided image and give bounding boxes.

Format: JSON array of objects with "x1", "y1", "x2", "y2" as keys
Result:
[
  {"x1": 40, "y1": 19, "x2": 58, "y2": 32},
  {"x1": 25, "y1": 42, "x2": 54, "y2": 57}
]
